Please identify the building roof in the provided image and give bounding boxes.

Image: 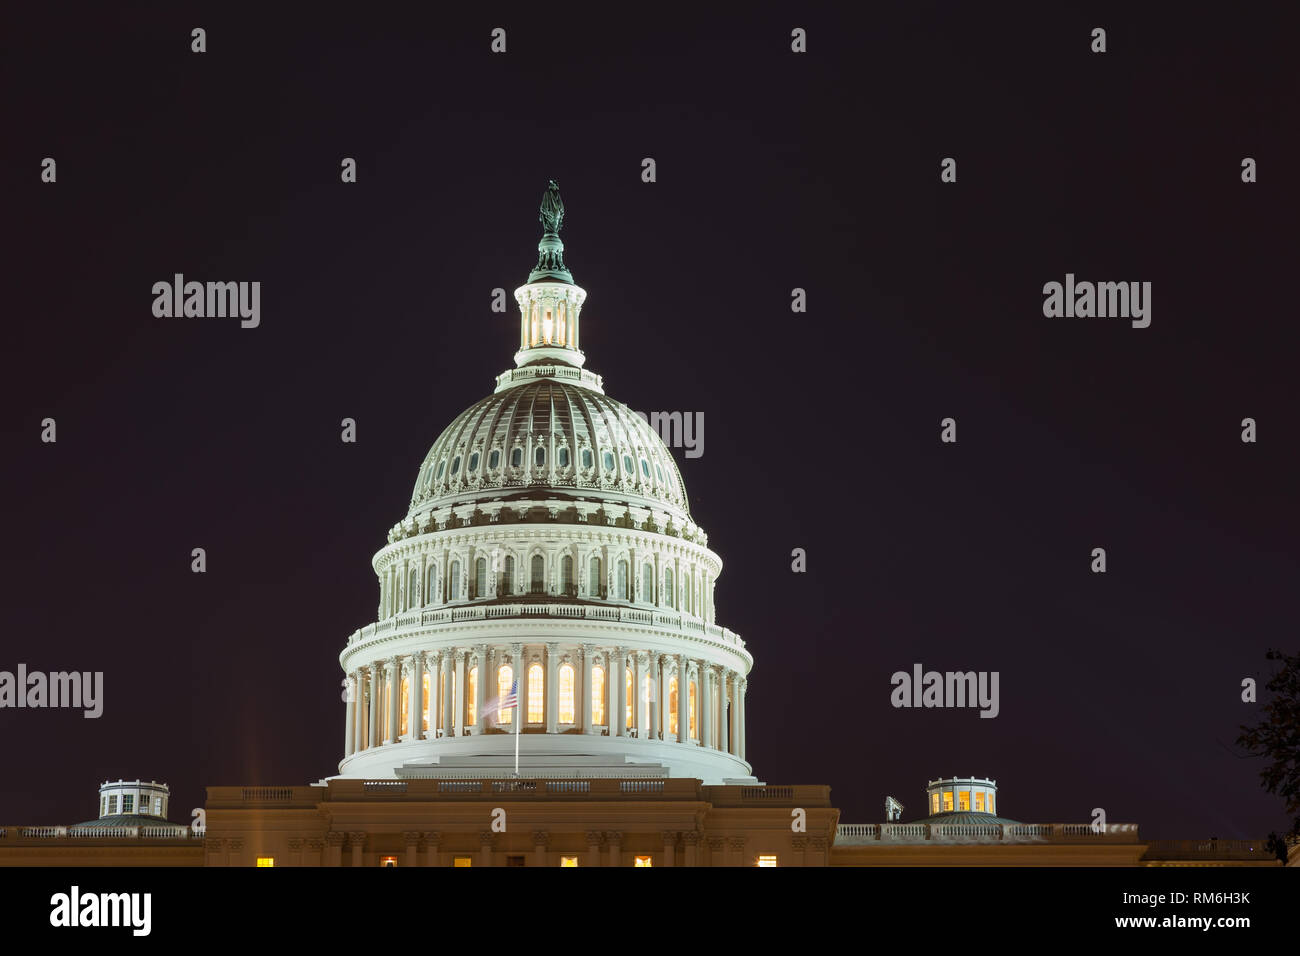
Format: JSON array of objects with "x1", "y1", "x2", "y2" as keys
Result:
[{"x1": 906, "y1": 811, "x2": 1022, "y2": 826}]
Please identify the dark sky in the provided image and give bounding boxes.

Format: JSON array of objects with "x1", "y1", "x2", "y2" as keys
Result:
[{"x1": 2, "y1": 3, "x2": 1296, "y2": 840}]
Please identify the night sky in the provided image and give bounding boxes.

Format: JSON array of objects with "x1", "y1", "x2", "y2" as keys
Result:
[{"x1": 3, "y1": 3, "x2": 1296, "y2": 840}]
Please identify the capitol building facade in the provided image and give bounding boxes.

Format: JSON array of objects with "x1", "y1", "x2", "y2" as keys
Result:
[{"x1": 339, "y1": 182, "x2": 752, "y2": 785}]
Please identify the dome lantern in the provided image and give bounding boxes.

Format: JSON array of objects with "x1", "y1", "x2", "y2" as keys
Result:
[{"x1": 513, "y1": 180, "x2": 588, "y2": 369}]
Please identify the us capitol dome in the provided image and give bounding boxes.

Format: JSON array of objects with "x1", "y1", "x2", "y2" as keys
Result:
[{"x1": 337, "y1": 181, "x2": 755, "y2": 784}]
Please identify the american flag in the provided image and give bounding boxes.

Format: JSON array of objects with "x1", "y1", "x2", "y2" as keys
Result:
[{"x1": 500, "y1": 679, "x2": 518, "y2": 712}]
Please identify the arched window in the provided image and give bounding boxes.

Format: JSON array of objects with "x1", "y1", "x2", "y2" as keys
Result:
[
  {"x1": 498, "y1": 665, "x2": 513, "y2": 725},
  {"x1": 449, "y1": 561, "x2": 460, "y2": 601},
  {"x1": 427, "y1": 565, "x2": 437, "y2": 605},
  {"x1": 668, "y1": 676, "x2": 679, "y2": 736},
  {"x1": 468, "y1": 452, "x2": 480, "y2": 473},
  {"x1": 409, "y1": 568, "x2": 418, "y2": 609},
  {"x1": 557, "y1": 301, "x2": 566, "y2": 345},
  {"x1": 400, "y1": 676, "x2": 409, "y2": 737},
  {"x1": 436, "y1": 460, "x2": 446, "y2": 480},
  {"x1": 503, "y1": 555, "x2": 515, "y2": 595},
  {"x1": 561, "y1": 554, "x2": 574, "y2": 595},
  {"x1": 591, "y1": 665, "x2": 605, "y2": 725},
  {"x1": 474, "y1": 557, "x2": 487, "y2": 598},
  {"x1": 643, "y1": 565, "x2": 653, "y2": 603},
  {"x1": 528, "y1": 664, "x2": 544, "y2": 723},
  {"x1": 603, "y1": 451, "x2": 615, "y2": 472},
  {"x1": 589, "y1": 557, "x2": 602, "y2": 597},
  {"x1": 467, "y1": 667, "x2": 477, "y2": 727},
  {"x1": 511, "y1": 448, "x2": 523, "y2": 468},
  {"x1": 559, "y1": 664, "x2": 575, "y2": 723},
  {"x1": 623, "y1": 454, "x2": 635, "y2": 474},
  {"x1": 581, "y1": 448, "x2": 593, "y2": 469},
  {"x1": 557, "y1": 447, "x2": 570, "y2": 468},
  {"x1": 616, "y1": 560, "x2": 628, "y2": 600},
  {"x1": 450, "y1": 455, "x2": 461, "y2": 476},
  {"x1": 534, "y1": 446, "x2": 546, "y2": 468},
  {"x1": 625, "y1": 668, "x2": 634, "y2": 729},
  {"x1": 489, "y1": 449, "x2": 500, "y2": 470},
  {"x1": 689, "y1": 680, "x2": 697, "y2": 740},
  {"x1": 664, "y1": 569, "x2": 674, "y2": 607},
  {"x1": 530, "y1": 554, "x2": 545, "y2": 593}
]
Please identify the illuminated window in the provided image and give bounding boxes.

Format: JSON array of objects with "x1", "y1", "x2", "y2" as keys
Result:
[
  {"x1": 689, "y1": 680, "x2": 697, "y2": 739},
  {"x1": 589, "y1": 557, "x2": 602, "y2": 596},
  {"x1": 454, "y1": 856, "x2": 472, "y2": 867},
  {"x1": 528, "y1": 664, "x2": 544, "y2": 723},
  {"x1": 942, "y1": 791, "x2": 954, "y2": 812},
  {"x1": 558, "y1": 447, "x2": 570, "y2": 468},
  {"x1": 634, "y1": 855, "x2": 652, "y2": 867},
  {"x1": 379, "y1": 680, "x2": 387, "y2": 738},
  {"x1": 449, "y1": 561, "x2": 460, "y2": 601},
  {"x1": 504, "y1": 555, "x2": 515, "y2": 594},
  {"x1": 257, "y1": 857, "x2": 275, "y2": 867},
  {"x1": 108, "y1": 796, "x2": 118, "y2": 814},
  {"x1": 561, "y1": 555, "x2": 574, "y2": 595},
  {"x1": 122, "y1": 795, "x2": 134, "y2": 813},
  {"x1": 757, "y1": 855, "x2": 778, "y2": 867},
  {"x1": 422, "y1": 673, "x2": 430, "y2": 732},
  {"x1": 987, "y1": 794, "x2": 995, "y2": 815},
  {"x1": 467, "y1": 667, "x2": 477, "y2": 726},
  {"x1": 400, "y1": 676, "x2": 409, "y2": 736},
  {"x1": 489, "y1": 449, "x2": 500, "y2": 470},
  {"x1": 643, "y1": 565, "x2": 653, "y2": 602},
  {"x1": 581, "y1": 448, "x2": 593, "y2": 469},
  {"x1": 409, "y1": 568, "x2": 419, "y2": 608},
  {"x1": 560, "y1": 856, "x2": 579, "y2": 867},
  {"x1": 542, "y1": 307, "x2": 553, "y2": 344},
  {"x1": 498, "y1": 665, "x2": 513, "y2": 724},
  {"x1": 380, "y1": 856, "x2": 397, "y2": 867},
  {"x1": 975, "y1": 791, "x2": 985, "y2": 812},
  {"x1": 664, "y1": 570, "x2": 674, "y2": 606},
  {"x1": 559, "y1": 664, "x2": 575, "y2": 723},
  {"x1": 931, "y1": 793, "x2": 940, "y2": 815},
  {"x1": 531, "y1": 555, "x2": 545, "y2": 593},
  {"x1": 468, "y1": 452, "x2": 479, "y2": 473},
  {"x1": 626, "y1": 668, "x2": 634, "y2": 728},
  {"x1": 511, "y1": 448, "x2": 522, "y2": 468},
  {"x1": 668, "y1": 677, "x2": 679, "y2": 736},
  {"x1": 591, "y1": 665, "x2": 605, "y2": 725},
  {"x1": 959, "y1": 790, "x2": 970, "y2": 812},
  {"x1": 154, "y1": 797, "x2": 163, "y2": 815},
  {"x1": 617, "y1": 560, "x2": 628, "y2": 600},
  {"x1": 474, "y1": 557, "x2": 487, "y2": 598}
]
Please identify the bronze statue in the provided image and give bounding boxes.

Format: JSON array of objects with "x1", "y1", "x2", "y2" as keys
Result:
[{"x1": 539, "y1": 180, "x2": 564, "y2": 235}]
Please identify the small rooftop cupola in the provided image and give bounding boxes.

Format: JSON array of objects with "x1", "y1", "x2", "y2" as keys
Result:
[
  {"x1": 513, "y1": 180, "x2": 588, "y2": 369},
  {"x1": 925, "y1": 775, "x2": 998, "y2": 817}
]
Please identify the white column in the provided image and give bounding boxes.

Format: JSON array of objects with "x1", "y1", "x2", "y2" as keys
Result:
[
  {"x1": 407, "y1": 653, "x2": 423, "y2": 741},
  {"x1": 648, "y1": 653, "x2": 660, "y2": 741},
  {"x1": 581, "y1": 644, "x2": 593, "y2": 733},
  {"x1": 545, "y1": 643, "x2": 559, "y2": 734},
  {"x1": 344, "y1": 673, "x2": 356, "y2": 757},
  {"x1": 737, "y1": 677, "x2": 746, "y2": 760},
  {"x1": 473, "y1": 645, "x2": 488, "y2": 735},
  {"x1": 719, "y1": 671, "x2": 730, "y2": 755},
  {"x1": 386, "y1": 657, "x2": 401, "y2": 744},
  {"x1": 677, "y1": 655, "x2": 689, "y2": 744},
  {"x1": 700, "y1": 666, "x2": 712, "y2": 750},
  {"x1": 453, "y1": 651, "x2": 466, "y2": 737},
  {"x1": 632, "y1": 652, "x2": 643, "y2": 737},
  {"x1": 612, "y1": 647, "x2": 625, "y2": 737},
  {"x1": 367, "y1": 665, "x2": 381, "y2": 748}
]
